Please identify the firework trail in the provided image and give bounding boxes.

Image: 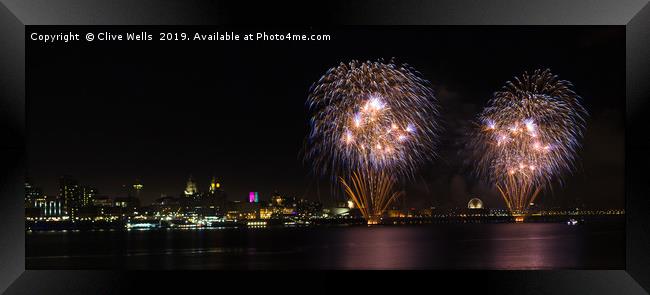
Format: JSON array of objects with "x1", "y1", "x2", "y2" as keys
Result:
[
  {"x1": 339, "y1": 171, "x2": 403, "y2": 224},
  {"x1": 468, "y1": 69, "x2": 587, "y2": 213},
  {"x1": 305, "y1": 60, "x2": 440, "y2": 222}
]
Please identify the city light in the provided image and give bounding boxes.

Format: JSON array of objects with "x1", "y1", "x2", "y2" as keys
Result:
[{"x1": 24, "y1": 172, "x2": 624, "y2": 232}]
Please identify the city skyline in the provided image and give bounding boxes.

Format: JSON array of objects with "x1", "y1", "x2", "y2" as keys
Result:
[{"x1": 24, "y1": 172, "x2": 625, "y2": 211}]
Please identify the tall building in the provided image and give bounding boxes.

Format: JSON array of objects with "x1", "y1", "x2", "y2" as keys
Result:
[
  {"x1": 24, "y1": 178, "x2": 43, "y2": 208},
  {"x1": 82, "y1": 186, "x2": 97, "y2": 207},
  {"x1": 184, "y1": 175, "x2": 198, "y2": 197},
  {"x1": 132, "y1": 179, "x2": 143, "y2": 199},
  {"x1": 204, "y1": 176, "x2": 228, "y2": 216},
  {"x1": 59, "y1": 176, "x2": 82, "y2": 218},
  {"x1": 208, "y1": 176, "x2": 221, "y2": 194},
  {"x1": 249, "y1": 192, "x2": 259, "y2": 203}
]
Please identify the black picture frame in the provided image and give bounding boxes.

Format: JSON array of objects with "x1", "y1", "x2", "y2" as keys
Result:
[{"x1": 1, "y1": 0, "x2": 648, "y2": 294}]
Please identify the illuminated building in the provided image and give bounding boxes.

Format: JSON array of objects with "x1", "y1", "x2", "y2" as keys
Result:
[
  {"x1": 184, "y1": 175, "x2": 198, "y2": 197},
  {"x1": 270, "y1": 191, "x2": 284, "y2": 206},
  {"x1": 92, "y1": 196, "x2": 113, "y2": 207},
  {"x1": 114, "y1": 196, "x2": 140, "y2": 208},
  {"x1": 324, "y1": 203, "x2": 351, "y2": 217},
  {"x1": 82, "y1": 186, "x2": 97, "y2": 207},
  {"x1": 261, "y1": 193, "x2": 320, "y2": 219},
  {"x1": 200, "y1": 176, "x2": 228, "y2": 216},
  {"x1": 209, "y1": 176, "x2": 221, "y2": 194},
  {"x1": 132, "y1": 179, "x2": 143, "y2": 199},
  {"x1": 226, "y1": 200, "x2": 259, "y2": 221},
  {"x1": 468, "y1": 198, "x2": 484, "y2": 209},
  {"x1": 24, "y1": 178, "x2": 43, "y2": 208},
  {"x1": 387, "y1": 209, "x2": 405, "y2": 218},
  {"x1": 259, "y1": 208, "x2": 273, "y2": 219},
  {"x1": 59, "y1": 176, "x2": 82, "y2": 218},
  {"x1": 34, "y1": 196, "x2": 63, "y2": 217},
  {"x1": 295, "y1": 199, "x2": 322, "y2": 218},
  {"x1": 458, "y1": 198, "x2": 489, "y2": 217},
  {"x1": 419, "y1": 207, "x2": 434, "y2": 217},
  {"x1": 266, "y1": 191, "x2": 288, "y2": 219},
  {"x1": 246, "y1": 221, "x2": 267, "y2": 228},
  {"x1": 203, "y1": 176, "x2": 228, "y2": 215},
  {"x1": 282, "y1": 207, "x2": 296, "y2": 215},
  {"x1": 249, "y1": 191, "x2": 259, "y2": 203}
]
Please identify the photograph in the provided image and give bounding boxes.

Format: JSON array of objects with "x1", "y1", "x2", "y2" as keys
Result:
[{"x1": 24, "y1": 26, "x2": 625, "y2": 270}]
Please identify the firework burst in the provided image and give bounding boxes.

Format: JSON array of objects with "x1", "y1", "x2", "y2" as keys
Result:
[
  {"x1": 305, "y1": 59, "x2": 440, "y2": 222},
  {"x1": 468, "y1": 69, "x2": 587, "y2": 213},
  {"x1": 305, "y1": 59, "x2": 440, "y2": 178}
]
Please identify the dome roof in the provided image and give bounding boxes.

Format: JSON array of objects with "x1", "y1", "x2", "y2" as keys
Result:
[{"x1": 468, "y1": 198, "x2": 484, "y2": 209}]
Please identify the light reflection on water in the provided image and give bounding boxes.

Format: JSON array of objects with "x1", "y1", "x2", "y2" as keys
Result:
[{"x1": 26, "y1": 223, "x2": 624, "y2": 270}]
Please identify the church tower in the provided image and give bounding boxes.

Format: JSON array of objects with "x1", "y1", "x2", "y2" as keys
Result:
[{"x1": 184, "y1": 175, "x2": 198, "y2": 197}]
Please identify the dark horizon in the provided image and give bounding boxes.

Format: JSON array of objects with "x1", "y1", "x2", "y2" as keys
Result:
[{"x1": 27, "y1": 27, "x2": 625, "y2": 209}]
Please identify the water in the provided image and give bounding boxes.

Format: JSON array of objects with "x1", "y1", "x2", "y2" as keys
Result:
[{"x1": 26, "y1": 222, "x2": 624, "y2": 269}]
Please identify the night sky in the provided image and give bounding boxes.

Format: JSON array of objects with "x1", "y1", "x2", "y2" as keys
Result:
[{"x1": 27, "y1": 27, "x2": 625, "y2": 209}]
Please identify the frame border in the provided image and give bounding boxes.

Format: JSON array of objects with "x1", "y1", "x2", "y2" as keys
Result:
[{"x1": 0, "y1": 1, "x2": 648, "y2": 294}]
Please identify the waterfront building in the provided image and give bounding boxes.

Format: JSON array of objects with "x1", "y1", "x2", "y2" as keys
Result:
[
  {"x1": 184, "y1": 175, "x2": 198, "y2": 197},
  {"x1": 92, "y1": 196, "x2": 113, "y2": 207},
  {"x1": 82, "y1": 186, "x2": 97, "y2": 207},
  {"x1": 24, "y1": 178, "x2": 43, "y2": 208},
  {"x1": 33, "y1": 196, "x2": 64, "y2": 217},
  {"x1": 59, "y1": 176, "x2": 82, "y2": 218},
  {"x1": 468, "y1": 198, "x2": 484, "y2": 209},
  {"x1": 114, "y1": 196, "x2": 140, "y2": 208},
  {"x1": 132, "y1": 179, "x2": 143, "y2": 199}
]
